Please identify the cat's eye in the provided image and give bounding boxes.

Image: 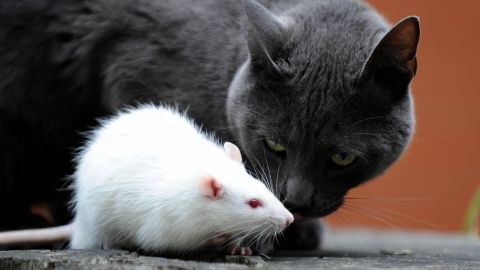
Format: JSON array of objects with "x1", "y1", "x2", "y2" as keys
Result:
[
  {"x1": 331, "y1": 153, "x2": 356, "y2": 166},
  {"x1": 264, "y1": 138, "x2": 286, "y2": 152}
]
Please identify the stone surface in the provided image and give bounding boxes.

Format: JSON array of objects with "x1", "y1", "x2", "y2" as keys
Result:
[{"x1": 0, "y1": 228, "x2": 478, "y2": 270}]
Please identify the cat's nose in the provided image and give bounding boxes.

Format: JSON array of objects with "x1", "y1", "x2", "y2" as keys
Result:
[
  {"x1": 283, "y1": 200, "x2": 308, "y2": 213},
  {"x1": 283, "y1": 200, "x2": 295, "y2": 211}
]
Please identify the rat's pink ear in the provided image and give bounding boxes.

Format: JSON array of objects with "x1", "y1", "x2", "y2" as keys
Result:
[
  {"x1": 199, "y1": 174, "x2": 224, "y2": 200},
  {"x1": 224, "y1": 142, "x2": 242, "y2": 163}
]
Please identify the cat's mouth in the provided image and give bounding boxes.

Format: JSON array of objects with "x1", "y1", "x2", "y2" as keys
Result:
[
  {"x1": 293, "y1": 208, "x2": 338, "y2": 221},
  {"x1": 291, "y1": 199, "x2": 344, "y2": 221},
  {"x1": 293, "y1": 213, "x2": 306, "y2": 221}
]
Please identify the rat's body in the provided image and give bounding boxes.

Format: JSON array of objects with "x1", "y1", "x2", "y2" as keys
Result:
[
  {"x1": 69, "y1": 105, "x2": 292, "y2": 253},
  {"x1": 0, "y1": 105, "x2": 292, "y2": 253},
  {"x1": 0, "y1": 106, "x2": 293, "y2": 252}
]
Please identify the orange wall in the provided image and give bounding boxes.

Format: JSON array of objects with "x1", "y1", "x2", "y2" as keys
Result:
[{"x1": 327, "y1": 0, "x2": 480, "y2": 232}]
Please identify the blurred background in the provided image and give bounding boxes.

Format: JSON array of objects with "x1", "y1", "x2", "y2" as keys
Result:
[{"x1": 326, "y1": 0, "x2": 479, "y2": 233}]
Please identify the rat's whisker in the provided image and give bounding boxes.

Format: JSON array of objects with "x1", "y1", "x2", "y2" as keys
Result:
[
  {"x1": 217, "y1": 223, "x2": 268, "y2": 252},
  {"x1": 244, "y1": 149, "x2": 271, "y2": 190}
]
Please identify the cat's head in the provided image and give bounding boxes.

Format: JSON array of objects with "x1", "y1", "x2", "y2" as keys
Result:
[{"x1": 227, "y1": 0, "x2": 420, "y2": 218}]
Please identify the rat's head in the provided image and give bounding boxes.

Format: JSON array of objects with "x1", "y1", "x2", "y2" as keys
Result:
[
  {"x1": 227, "y1": 0, "x2": 420, "y2": 218},
  {"x1": 198, "y1": 142, "x2": 293, "y2": 242}
]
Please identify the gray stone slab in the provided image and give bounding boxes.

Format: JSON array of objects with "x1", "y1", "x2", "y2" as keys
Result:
[{"x1": 0, "y1": 228, "x2": 478, "y2": 270}]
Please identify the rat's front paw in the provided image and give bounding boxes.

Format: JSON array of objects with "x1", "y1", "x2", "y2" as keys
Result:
[{"x1": 229, "y1": 245, "x2": 253, "y2": 256}]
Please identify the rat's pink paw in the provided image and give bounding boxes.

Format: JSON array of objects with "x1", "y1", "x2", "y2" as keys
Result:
[{"x1": 229, "y1": 245, "x2": 253, "y2": 256}]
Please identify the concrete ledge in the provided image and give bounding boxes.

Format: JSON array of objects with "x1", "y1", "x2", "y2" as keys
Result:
[
  {"x1": 0, "y1": 249, "x2": 257, "y2": 270},
  {"x1": 1, "y1": 229, "x2": 479, "y2": 270}
]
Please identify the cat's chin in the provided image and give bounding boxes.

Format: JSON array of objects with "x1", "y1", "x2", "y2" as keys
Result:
[
  {"x1": 293, "y1": 213, "x2": 307, "y2": 222},
  {"x1": 293, "y1": 213, "x2": 323, "y2": 222},
  {"x1": 293, "y1": 202, "x2": 343, "y2": 220},
  {"x1": 293, "y1": 210, "x2": 337, "y2": 221}
]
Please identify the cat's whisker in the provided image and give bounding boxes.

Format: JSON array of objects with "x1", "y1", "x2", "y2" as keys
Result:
[
  {"x1": 244, "y1": 149, "x2": 271, "y2": 190},
  {"x1": 346, "y1": 115, "x2": 396, "y2": 129},
  {"x1": 351, "y1": 132, "x2": 381, "y2": 137},
  {"x1": 345, "y1": 196, "x2": 434, "y2": 203},
  {"x1": 243, "y1": 137, "x2": 268, "y2": 147},
  {"x1": 341, "y1": 204, "x2": 399, "y2": 229},
  {"x1": 274, "y1": 167, "x2": 281, "y2": 198},
  {"x1": 342, "y1": 203, "x2": 412, "y2": 227},
  {"x1": 215, "y1": 123, "x2": 268, "y2": 131},
  {"x1": 328, "y1": 209, "x2": 362, "y2": 227},
  {"x1": 342, "y1": 199, "x2": 443, "y2": 228},
  {"x1": 261, "y1": 146, "x2": 274, "y2": 194},
  {"x1": 245, "y1": 155, "x2": 265, "y2": 183},
  {"x1": 314, "y1": 197, "x2": 345, "y2": 215}
]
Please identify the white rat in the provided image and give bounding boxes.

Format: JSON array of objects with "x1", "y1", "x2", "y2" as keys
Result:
[
  {"x1": 0, "y1": 106, "x2": 293, "y2": 255},
  {"x1": 69, "y1": 105, "x2": 293, "y2": 254}
]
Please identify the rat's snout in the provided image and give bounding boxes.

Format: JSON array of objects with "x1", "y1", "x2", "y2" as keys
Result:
[
  {"x1": 284, "y1": 212, "x2": 294, "y2": 228},
  {"x1": 275, "y1": 212, "x2": 294, "y2": 230},
  {"x1": 286, "y1": 216, "x2": 294, "y2": 227}
]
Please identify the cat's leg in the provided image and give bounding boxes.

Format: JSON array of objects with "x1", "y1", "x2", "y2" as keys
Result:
[{"x1": 274, "y1": 219, "x2": 323, "y2": 251}]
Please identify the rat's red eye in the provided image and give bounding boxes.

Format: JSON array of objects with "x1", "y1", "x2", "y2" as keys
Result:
[{"x1": 248, "y1": 199, "x2": 262, "y2": 209}]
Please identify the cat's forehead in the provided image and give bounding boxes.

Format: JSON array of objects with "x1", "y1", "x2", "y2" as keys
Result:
[{"x1": 283, "y1": 0, "x2": 389, "y2": 96}]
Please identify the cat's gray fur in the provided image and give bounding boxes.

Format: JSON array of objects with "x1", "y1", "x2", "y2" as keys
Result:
[{"x1": 0, "y1": 0, "x2": 419, "y2": 249}]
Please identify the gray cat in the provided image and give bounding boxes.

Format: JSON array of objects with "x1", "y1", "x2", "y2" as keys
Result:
[{"x1": 0, "y1": 0, "x2": 419, "y2": 250}]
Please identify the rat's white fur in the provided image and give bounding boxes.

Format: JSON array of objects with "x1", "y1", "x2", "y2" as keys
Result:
[{"x1": 70, "y1": 105, "x2": 293, "y2": 253}]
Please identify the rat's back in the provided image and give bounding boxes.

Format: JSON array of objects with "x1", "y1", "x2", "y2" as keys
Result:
[{"x1": 76, "y1": 105, "x2": 218, "y2": 186}]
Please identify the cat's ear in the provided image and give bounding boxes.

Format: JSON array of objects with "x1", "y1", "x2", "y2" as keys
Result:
[
  {"x1": 243, "y1": 0, "x2": 288, "y2": 74},
  {"x1": 224, "y1": 142, "x2": 243, "y2": 163},
  {"x1": 360, "y1": 17, "x2": 420, "y2": 98}
]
